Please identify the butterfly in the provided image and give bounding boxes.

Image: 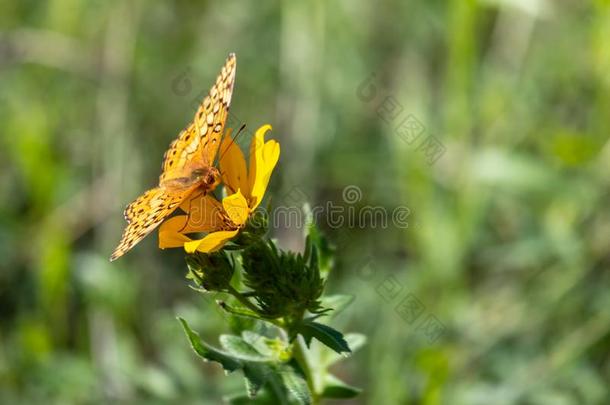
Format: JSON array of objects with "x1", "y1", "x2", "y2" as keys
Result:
[{"x1": 110, "y1": 53, "x2": 237, "y2": 261}]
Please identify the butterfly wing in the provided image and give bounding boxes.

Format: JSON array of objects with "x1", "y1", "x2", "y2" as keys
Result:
[
  {"x1": 193, "y1": 52, "x2": 237, "y2": 166},
  {"x1": 161, "y1": 53, "x2": 236, "y2": 182},
  {"x1": 110, "y1": 187, "x2": 193, "y2": 261},
  {"x1": 160, "y1": 123, "x2": 198, "y2": 181}
]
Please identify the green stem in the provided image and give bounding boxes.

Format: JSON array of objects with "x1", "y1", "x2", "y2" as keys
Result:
[
  {"x1": 292, "y1": 336, "x2": 320, "y2": 404},
  {"x1": 284, "y1": 309, "x2": 320, "y2": 404}
]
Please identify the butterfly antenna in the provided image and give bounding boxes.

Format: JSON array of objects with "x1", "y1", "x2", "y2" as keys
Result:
[
  {"x1": 217, "y1": 123, "x2": 247, "y2": 176},
  {"x1": 218, "y1": 124, "x2": 247, "y2": 164}
]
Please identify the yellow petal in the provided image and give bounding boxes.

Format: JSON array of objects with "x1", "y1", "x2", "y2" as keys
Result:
[
  {"x1": 248, "y1": 125, "x2": 269, "y2": 191},
  {"x1": 248, "y1": 125, "x2": 280, "y2": 209},
  {"x1": 184, "y1": 229, "x2": 240, "y2": 253},
  {"x1": 222, "y1": 189, "x2": 249, "y2": 226},
  {"x1": 251, "y1": 143, "x2": 279, "y2": 209},
  {"x1": 178, "y1": 194, "x2": 226, "y2": 231},
  {"x1": 219, "y1": 129, "x2": 249, "y2": 197},
  {"x1": 158, "y1": 216, "x2": 194, "y2": 249}
]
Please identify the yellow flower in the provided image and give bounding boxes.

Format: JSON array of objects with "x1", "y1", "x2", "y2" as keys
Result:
[{"x1": 158, "y1": 125, "x2": 280, "y2": 253}]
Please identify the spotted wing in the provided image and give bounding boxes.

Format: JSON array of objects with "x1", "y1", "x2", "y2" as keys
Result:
[
  {"x1": 161, "y1": 53, "x2": 236, "y2": 181},
  {"x1": 110, "y1": 187, "x2": 192, "y2": 261},
  {"x1": 192, "y1": 52, "x2": 236, "y2": 165},
  {"x1": 160, "y1": 123, "x2": 198, "y2": 181}
]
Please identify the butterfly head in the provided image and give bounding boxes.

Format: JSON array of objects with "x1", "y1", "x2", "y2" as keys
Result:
[{"x1": 191, "y1": 167, "x2": 221, "y2": 191}]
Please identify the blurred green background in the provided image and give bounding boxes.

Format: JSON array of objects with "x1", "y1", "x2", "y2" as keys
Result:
[{"x1": 2, "y1": 0, "x2": 610, "y2": 403}]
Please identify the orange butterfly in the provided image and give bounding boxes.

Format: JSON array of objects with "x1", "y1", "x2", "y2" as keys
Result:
[{"x1": 110, "y1": 53, "x2": 237, "y2": 261}]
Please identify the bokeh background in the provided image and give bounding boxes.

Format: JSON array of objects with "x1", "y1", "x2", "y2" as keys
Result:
[{"x1": 2, "y1": 0, "x2": 610, "y2": 403}]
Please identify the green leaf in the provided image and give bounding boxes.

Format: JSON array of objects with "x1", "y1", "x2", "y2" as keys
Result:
[
  {"x1": 297, "y1": 320, "x2": 351, "y2": 355},
  {"x1": 323, "y1": 333, "x2": 366, "y2": 366},
  {"x1": 219, "y1": 334, "x2": 271, "y2": 362},
  {"x1": 278, "y1": 363, "x2": 311, "y2": 405},
  {"x1": 242, "y1": 331, "x2": 292, "y2": 362},
  {"x1": 242, "y1": 331, "x2": 274, "y2": 355},
  {"x1": 242, "y1": 363, "x2": 273, "y2": 398},
  {"x1": 178, "y1": 317, "x2": 241, "y2": 373},
  {"x1": 320, "y1": 374, "x2": 362, "y2": 399},
  {"x1": 215, "y1": 334, "x2": 280, "y2": 397},
  {"x1": 180, "y1": 319, "x2": 298, "y2": 402}
]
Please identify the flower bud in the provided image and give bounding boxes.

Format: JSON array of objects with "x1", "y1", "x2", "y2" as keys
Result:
[
  {"x1": 241, "y1": 240, "x2": 324, "y2": 319},
  {"x1": 185, "y1": 252, "x2": 234, "y2": 292}
]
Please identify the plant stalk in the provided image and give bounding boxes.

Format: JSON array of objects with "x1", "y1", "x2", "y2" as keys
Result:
[{"x1": 291, "y1": 335, "x2": 320, "y2": 405}]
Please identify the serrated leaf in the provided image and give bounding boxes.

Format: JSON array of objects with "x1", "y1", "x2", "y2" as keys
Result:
[
  {"x1": 323, "y1": 333, "x2": 366, "y2": 366},
  {"x1": 242, "y1": 331, "x2": 273, "y2": 355},
  {"x1": 219, "y1": 335, "x2": 271, "y2": 362},
  {"x1": 320, "y1": 374, "x2": 361, "y2": 399},
  {"x1": 180, "y1": 319, "x2": 313, "y2": 404},
  {"x1": 178, "y1": 317, "x2": 241, "y2": 372},
  {"x1": 297, "y1": 321, "x2": 351, "y2": 355},
  {"x1": 242, "y1": 363, "x2": 273, "y2": 397},
  {"x1": 278, "y1": 363, "x2": 311, "y2": 405}
]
